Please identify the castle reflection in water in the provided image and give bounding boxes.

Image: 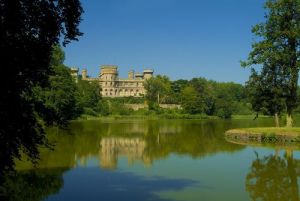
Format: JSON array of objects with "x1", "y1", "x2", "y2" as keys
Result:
[
  {"x1": 99, "y1": 137, "x2": 151, "y2": 169},
  {"x1": 72, "y1": 122, "x2": 184, "y2": 169}
]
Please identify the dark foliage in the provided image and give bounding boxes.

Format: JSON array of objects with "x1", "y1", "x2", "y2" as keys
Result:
[
  {"x1": 0, "y1": 168, "x2": 67, "y2": 201},
  {"x1": 0, "y1": 0, "x2": 83, "y2": 171}
]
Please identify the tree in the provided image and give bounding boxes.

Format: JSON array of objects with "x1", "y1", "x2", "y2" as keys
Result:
[
  {"x1": 246, "y1": 67, "x2": 286, "y2": 126},
  {"x1": 242, "y1": 0, "x2": 300, "y2": 127},
  {"x1": 180, "y1": 85, "x2": 203, "y2": 114},
  {"x1": 170, "y1": 79, "x2": 189, "y2": 103},
  {"x1": 189, "y1": 78, "x2": 217, "y2": 116},
  {"x1": 144, "y1": 75, "x2": 172, "y2": 109},
  {"x1": 76, "y1": 79, "x2": 101, "y2": 110},
  {"x1": 214, "y1": 83, "x2": 236, "y2": 119},
  {"x1": 0, "y1": 0, "x2": 83, "y2": 171},
  {"x1": 35, "y1": 46, "x2": 81, "y2": 126}
]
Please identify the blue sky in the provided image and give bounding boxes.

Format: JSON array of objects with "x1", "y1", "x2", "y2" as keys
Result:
[{"x1": 63, "y1": 0, "x2": 266, "y2": 83}]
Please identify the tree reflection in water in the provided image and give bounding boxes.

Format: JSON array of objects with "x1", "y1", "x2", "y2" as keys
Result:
[
  {"x1": 0, "y1": 119, "x2": 275, "y2": 201},
  {"x1": 246, "y1": 150, "x2": 300, "y2": 201},
  {"x1": 0, "y1": 168, "x2": 67, "y2": 201}
]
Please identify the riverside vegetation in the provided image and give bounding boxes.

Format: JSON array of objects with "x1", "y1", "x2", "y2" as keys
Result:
[
  {"x1": 26, "y1": 45, "x2": 300, "y2": 149},
  {"x1": 1, "y1": 0, "x2": 300, "y2": 182},
  {"x1": 227, "y1": 0, "x2": 300, "y2": 142},
  {"x1": 2, "y1": 0, "x2": 300, "y2": 200}
]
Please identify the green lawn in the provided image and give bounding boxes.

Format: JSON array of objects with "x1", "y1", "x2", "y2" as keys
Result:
[{"x1": 226, "y1": 127, "x2": 300, "y2": 137}]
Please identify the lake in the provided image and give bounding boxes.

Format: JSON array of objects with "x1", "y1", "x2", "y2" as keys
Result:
[{"x1": 7, "y1": 118, "x2": 300, "y2": 201}]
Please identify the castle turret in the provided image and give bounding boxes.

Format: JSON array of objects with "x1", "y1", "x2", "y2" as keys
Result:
[
  {"x1": 143, "y1": 69, "x2": 154, "y2": 80},
  {"x1": 100, "y1": 65, "x2": 118, "y2": 81},
  {"x1": 70, "y1": 67, "x2": 79, "y2": 83},
  {"x1": 128, "y1": 70, "x2": 134, "y2": 80},
  {"x1": 99, "y1": 65, "x2": 119, "y2": 97},
  {"x1": 82, "y1": 68, "x2": 87, "y2": 80},
  {"x1": 135, "y1": 73, "x2": 143, "y2": 79}
]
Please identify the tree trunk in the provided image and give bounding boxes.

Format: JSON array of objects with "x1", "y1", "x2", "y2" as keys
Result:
[
  {"x1": 285, "y1": 37, "x2": 298, "y2": 127},
  {"x1": 286, "y1": 113, "x2": 293, "y2": 127},
  {"x1": 274, "y1": 113, "x2": 280, "y2": 127}
]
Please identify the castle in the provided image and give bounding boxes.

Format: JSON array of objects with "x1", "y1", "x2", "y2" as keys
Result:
[{"x1": 70, "y1": 65, "x2": 154, "y2": 97}]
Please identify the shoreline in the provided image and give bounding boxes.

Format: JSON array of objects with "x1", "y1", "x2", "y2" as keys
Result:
[
  {"x1": 225, "y1": 127, "x2": 300, "y2": 145},
  {"x1": 74, "y1": 114, "x2": 271, "y2": 121}
]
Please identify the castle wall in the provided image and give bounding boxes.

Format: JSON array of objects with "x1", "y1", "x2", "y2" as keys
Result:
[
  {"x1": 80, "y1": 65, "x2": 153, "y2": 97},
  {"x1": 98, "y1": 66, "x2": 152, "y2": 97}
]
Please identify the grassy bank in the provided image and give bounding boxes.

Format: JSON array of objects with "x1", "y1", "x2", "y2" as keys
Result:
[
  {"x1": 76, "y1": 113, "x2": 220, "y2": 121},
  {"x1": 76, "y1": 114, "x2": 271, "y2": 121},
  {"x1": 225, "y1": 127, "x2": 300, "y2": 144}
]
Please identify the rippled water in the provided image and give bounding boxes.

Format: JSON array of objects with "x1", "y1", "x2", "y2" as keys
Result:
[{"x1": 6, "y1": 118, "x2": 300, "y2": 201}]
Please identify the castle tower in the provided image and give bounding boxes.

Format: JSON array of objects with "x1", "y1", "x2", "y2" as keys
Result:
[
  {"x1": 128, "y1": 70, "x2": 134, "y2": 80},
  {"x1": 143, "y1": 69, "x2": 154, "y2": 80},
  {"x1": 70, "y1": 67, "x2": 79, "y2": 83},
  {"x1": 100, "y1": 65, "x2": 118, "y2": 81},
  {"x1": 135, "y1": 73, "x2": 143, "y2": 79},
  {"x1": 99, "y1": 65, "x2": 119, "y2": 97},
  {"x1": 82, "y1": 68, "x2": 87, "y2": 80}
]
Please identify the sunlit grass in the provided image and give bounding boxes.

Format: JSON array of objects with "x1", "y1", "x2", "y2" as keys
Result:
[{"x1": 226, "y1": 127, "x2": 300, "y2": 137}]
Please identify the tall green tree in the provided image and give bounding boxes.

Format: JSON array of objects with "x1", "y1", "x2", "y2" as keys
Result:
[
  {"x1": 242, "y1": 0, "x2": 300, "y2": 127},
  {"x1": 35, "y1": 46, "x2": 81, "y2": 126},
  {"x1": 76, "y1": 79, "x2": 101, "y2": 111},
  {"x1": 0, "y1": 0, "x2": 83, "y2": 171},
  {"x1": 189, "y1": 78, "x2": 216, "y2": 115},
  {"x1": 246, "y1": 67, "x2": 286, "y2": 126},
  {"x1": 214, "y1": 83, "x2": 236, "y2": 119},
  {"x1": 170, "y1": 79, "x2": 189, "y2": 103},
  {"x1": 144, "y1": 75, "x2": 172, "y2": 109},
  {"x1": 180, "y1": 85, "x2": 203, "y2": 114}
]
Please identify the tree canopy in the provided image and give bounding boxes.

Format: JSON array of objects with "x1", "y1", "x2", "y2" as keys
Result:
[
  {"x1": 242, "y1": 0, "x2": 300, "y2": 126},
  {"x1": 0, "y1": 0, "x2": 83, "y2": 171},
  {"x1": 35, "y1": 46, "x2": 81, "y2": 126},
  {"x1": 142, "y1": 74, "x2": 251, "y2": 118}
]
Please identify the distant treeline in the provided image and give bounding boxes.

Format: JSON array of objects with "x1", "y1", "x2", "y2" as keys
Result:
[
  {"x1": 143, "y1": 75, "x2": 251, "y2": 119},
  {"x1": 47, "y1": 46, "x2": 300, "y2": 121}
]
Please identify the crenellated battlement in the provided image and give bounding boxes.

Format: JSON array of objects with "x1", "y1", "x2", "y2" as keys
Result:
[{"x1": 76, "y1": 65, "x2": 154, "y2": 97}]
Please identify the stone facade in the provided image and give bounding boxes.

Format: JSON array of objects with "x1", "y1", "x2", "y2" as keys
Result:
[
  {"x1": 70, "y1": 67, "x2": 79, "y2": 83},
  {"x1": 73, "y1": 65, "x2": 154, "y2": 97}
]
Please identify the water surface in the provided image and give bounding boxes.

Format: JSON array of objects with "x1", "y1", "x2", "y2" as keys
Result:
[{"x1": 7, "y1": 119, "x2": 300, "y2": 201}]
